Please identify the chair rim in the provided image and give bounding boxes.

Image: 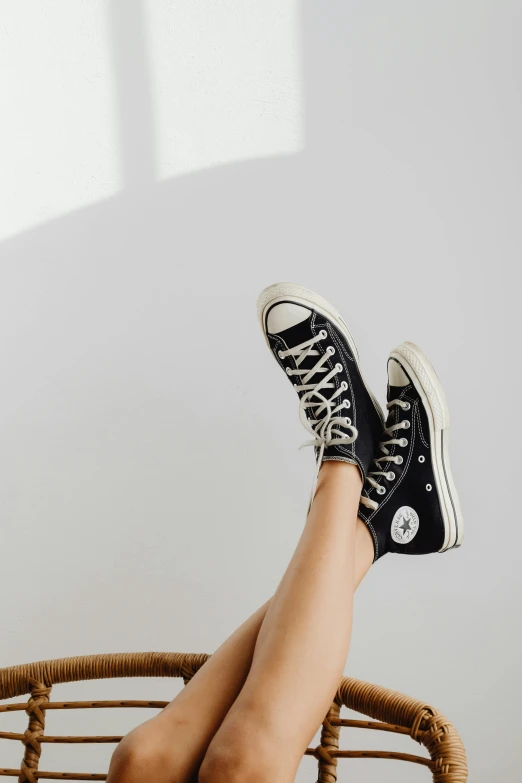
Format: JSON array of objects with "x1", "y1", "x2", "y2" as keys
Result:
[
  {"x1": 0, "y1": 652, "x2": 468, "y2": 782},
  {"x1": 0, "y1": 652, "x2": 208, "y2": 701}
]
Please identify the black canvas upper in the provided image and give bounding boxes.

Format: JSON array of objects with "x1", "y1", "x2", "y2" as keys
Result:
[
  {"x1": 265, "y1": 303, "x2": 383, "y2": 480},
  {"x1": 358, "y1": 358, "x2": 447, "y2": 562}
]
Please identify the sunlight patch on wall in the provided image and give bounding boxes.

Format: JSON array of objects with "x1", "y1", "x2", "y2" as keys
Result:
[
  {"x1": 144, "y1": 0, "x2": 303, "y2": 180},
  {"x1": 0, "y1": 1, "x2": 120, "y2": 242}
]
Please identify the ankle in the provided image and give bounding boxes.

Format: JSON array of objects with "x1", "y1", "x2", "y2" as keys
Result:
[{"x1": 318, "y1": 459, "x2": 363, "y2": 489}]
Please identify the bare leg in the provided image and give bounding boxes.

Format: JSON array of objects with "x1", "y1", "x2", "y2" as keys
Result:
[
  {"x1": 199, "y1": 461, "x2": 368, "y2": 783},
  {"x1": 107, "y1": 461, "x2": 373, "y2": 783},
  {"x1": 105, "y1": 602, "x2": 270, "y2": 783}
]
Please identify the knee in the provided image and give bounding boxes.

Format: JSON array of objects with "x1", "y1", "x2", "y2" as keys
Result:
[
  {"x1": 198, "y1": 724, "x2": 276, "y2": 783},
  {"x1": 107, "y1": 721, "x2": 182, "y2": 783},
  {"x1": 199, "y1": 745, "x2": 255, "y2": 783}
]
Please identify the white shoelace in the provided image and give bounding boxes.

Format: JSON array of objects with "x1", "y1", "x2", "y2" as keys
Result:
[
  {"x1": 360, "y1": 398, "x2": 411, "y2": 511},
  {"x1": 278, "y1": 330, "x2": 358, "y2": 503}
]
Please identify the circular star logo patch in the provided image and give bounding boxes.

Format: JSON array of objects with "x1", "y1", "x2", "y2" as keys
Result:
[{"x1": 391, "y1": 506, "x2": 419, "y2": 544}]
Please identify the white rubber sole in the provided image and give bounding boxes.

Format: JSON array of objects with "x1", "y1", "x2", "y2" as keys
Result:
[
  {"x1": 389, "y1": 342, "x2": 464, "y2": 551},
  {"x1": 257, "y1": 282, "x2": 385, "y2": 426}
]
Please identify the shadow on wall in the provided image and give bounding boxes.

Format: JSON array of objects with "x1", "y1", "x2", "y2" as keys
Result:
[
  {"x1": 1, "y1": 0, "x2": 309, "y2": 279},
  {"x1": 0, "y1": 0, "x2": 342, "y2": 648},
  {"x1": 0, "y1": 2, "x2": 353, "y2": 777},
  {"x1": 1, "y1": 0, "x2": 388, "y2": 293}
]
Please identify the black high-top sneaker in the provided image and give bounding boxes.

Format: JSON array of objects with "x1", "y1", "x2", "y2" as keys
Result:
[
  {"x1": 358, "y1": 342, "x2": 464, "y2": 562},
  {"x1": 257, "y1": 283, "x2": 384, "y2": 496}
]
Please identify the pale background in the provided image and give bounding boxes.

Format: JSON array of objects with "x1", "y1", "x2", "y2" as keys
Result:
[{"x1": 1, "y1": 1, "x2": 520, "y2": 780}]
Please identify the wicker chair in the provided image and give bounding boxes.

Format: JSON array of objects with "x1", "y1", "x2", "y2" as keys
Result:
[{"x1": 0, "y1": 652, "x2": 467, "y2": 782}]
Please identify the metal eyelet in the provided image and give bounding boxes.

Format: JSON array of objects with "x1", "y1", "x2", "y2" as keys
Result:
[
  {"x1": 377, "y1": 485, "x2": 386, "y2": 495},
  {"x1": 345, "y1": 417, "x2": 352, "y2": 425},
  {"x1": 387, "y1": 471, "x2": 396, "y2": 481},
  {"x1": 402, "y1": 401, "x2": 411, "y2": 411},
  {"x1": 395, "y1": 455, "x2": 404, "y2": 465},
  {"x1": 400, "y1": 438, "x2": 408, "y2": 447},
  {"x1": 402, "y1": 420, "x2": 410, "y2": 429},
  {"x1": 286, "y1": 367, "x2": 292, "y2": 375},
  {"x1": 335, "y1": 363, "x2": 343, "y2": 372},
  {"x1": 343, "y1": 399, "x2": 351, "y2": 408},
  {"x1": 327, "y1": 345, "x2": 335, "y2": 355},
  {"x1": 278, "y1": 350, "x2": 284, "y2": 358},
  {"x1": 319, "y1": 329, "x2": 328, "y2": 339},
  {"x1": 341, "y1": 381, "x2": 348, "y2": 391},
  {"x1": 426, "y1": 483, "x2": 432, "y2": 491},
  {"x1": 418, "y1": 455, "x2": 425, "y2": 463}
]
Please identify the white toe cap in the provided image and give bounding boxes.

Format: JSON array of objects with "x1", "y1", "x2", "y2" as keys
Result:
[
  {"x1": 266, "y1": 302, "x2": 311, "y2": 335},
  {"x1": 388, "y1": 358, "x2": 410, "y2": 387}
]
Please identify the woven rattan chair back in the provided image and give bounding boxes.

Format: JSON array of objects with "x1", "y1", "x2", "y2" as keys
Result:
[{"x1": 0, "y1": 652, "x2": 467, "y2": 782}]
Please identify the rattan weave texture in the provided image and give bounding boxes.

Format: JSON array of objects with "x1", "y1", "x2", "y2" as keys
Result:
[{"x1": 0, "y1": 652, "x2": 467, "y2": 782}]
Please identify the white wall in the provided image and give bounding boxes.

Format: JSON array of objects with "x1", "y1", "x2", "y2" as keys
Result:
[
  {"x1": 0, "y1": 0, "x2": 301, "y2": 239},
  {"x1": 1, "y1": 2, "x2": 520, "y2": 781}
]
